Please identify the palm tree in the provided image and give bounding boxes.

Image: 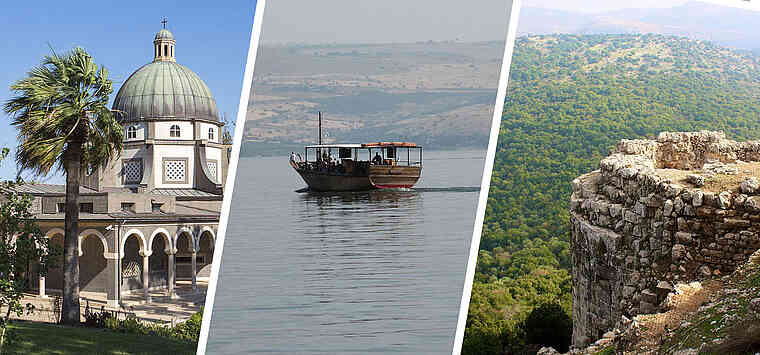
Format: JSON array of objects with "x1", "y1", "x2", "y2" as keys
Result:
[{"x1": 3, "y1": 47, "x2": 123, "y2": 325}]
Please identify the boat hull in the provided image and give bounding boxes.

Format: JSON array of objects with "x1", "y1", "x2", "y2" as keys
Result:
[
  {"x1": 293, "y1": 164, "x2": 422, "y2": 191},
  {"x1": 295, "y1": 170, "x2": 375, "y2": 192},
  {"x1": 368, "y1": 166, "x2": 421, "y2": 188}
]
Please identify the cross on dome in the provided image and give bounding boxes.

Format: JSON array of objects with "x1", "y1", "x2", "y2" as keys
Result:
[{"x1": 153, "y1": 21, "x2": 176, "y2": 62}]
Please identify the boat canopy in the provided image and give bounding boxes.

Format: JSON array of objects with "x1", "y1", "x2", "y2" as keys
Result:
[
  {"x1": 305, "y1": 142, "x2": 421, "y2": 149},
  {"x1": 362, "y1": 142, "x2": 419, "y2": 148},
  {"x1": 305, "y1": 144, "x2": 364, "y2": 149}
]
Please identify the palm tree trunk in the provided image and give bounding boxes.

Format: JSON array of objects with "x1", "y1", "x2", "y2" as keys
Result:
[{"x1": 61, "y1": 143, "x2": 81, "y2": 325}]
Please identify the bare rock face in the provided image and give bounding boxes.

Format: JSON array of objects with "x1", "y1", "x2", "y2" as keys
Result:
[
  {"x1": 570, "y1": 131, "x2": 760, "y2": 347},
  {"x1": 740, "y1": 177, "x2": 759, "y2": 194}
]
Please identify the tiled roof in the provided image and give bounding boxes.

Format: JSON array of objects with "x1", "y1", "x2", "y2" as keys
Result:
[
  {"x1": 9, "y1": 184, "x2": 99, "y2": 194},
  {"x1": 151, "y1": 188, "x2": 219, "y2": 197},
  {"x1": 8, "y1": 184, "x2": 136, "y2": 195}
]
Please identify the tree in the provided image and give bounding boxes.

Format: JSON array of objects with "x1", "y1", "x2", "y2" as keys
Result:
[
  {"x1": 3, "y1": 47, "x2": 123, "y2": 325},
  {"x1": 221, "y1": 112, "x2": 234, "y2": 145},
  {"x1": 523, "y1": 302, "x2": 572, "y2": 352},
  {"x1": 0, "y1": 151, "x2": 60, "y2": 350}
]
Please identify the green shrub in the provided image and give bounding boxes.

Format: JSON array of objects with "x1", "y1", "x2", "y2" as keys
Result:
[{"x1": 84, "y1": 310, "x2": 203, "y2": 344}]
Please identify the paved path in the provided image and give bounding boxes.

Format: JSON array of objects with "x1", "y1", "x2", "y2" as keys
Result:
[{"x1": 13, "y1": 281, "x2": 207, "y2": 326}]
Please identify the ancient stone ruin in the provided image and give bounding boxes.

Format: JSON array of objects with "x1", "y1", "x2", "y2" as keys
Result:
[{"x1": 570, "y1": 131, "x2": 760, "y2": 347}]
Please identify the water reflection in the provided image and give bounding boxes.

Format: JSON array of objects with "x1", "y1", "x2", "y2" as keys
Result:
[{"x1": 207, "y1": 150, "x2": 485, "y2": 354}]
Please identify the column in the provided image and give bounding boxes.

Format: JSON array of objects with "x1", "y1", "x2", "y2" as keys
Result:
[
  {"x1": 105, "y1": 254, "x2": 119, "y2": 308},
  {"x1": 39, "y1": 276, "x2": 47, "y2": 299},
  {"x1": 167, "y1": 251, "x2": 177, "y2": 299},
  {"x1": 141, "y1": 252, "x2": 151, "y2": 303},
  {"x1": 191, "y1": 250, "x2": 197, "y2": 291}
]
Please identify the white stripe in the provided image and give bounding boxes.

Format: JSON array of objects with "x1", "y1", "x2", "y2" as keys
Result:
[
  {"x1": 196, "y1": 0, "x2": 268, "y2": 353},
  {"x1": 451, "y1": 1, "x2": 522, "y2": 354}
]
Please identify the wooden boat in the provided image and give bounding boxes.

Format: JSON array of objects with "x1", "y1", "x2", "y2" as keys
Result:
[
  {"x1": 290, "y1": 112, "x2": 423, "y2": 191},
  {"x1": 290, "y1": 142, "x2": 423, "y2": 191}
]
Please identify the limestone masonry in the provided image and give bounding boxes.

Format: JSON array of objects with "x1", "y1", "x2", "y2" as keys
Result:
[{"x1": 570, "y1": 131, "x2": 760, "y2": 347}]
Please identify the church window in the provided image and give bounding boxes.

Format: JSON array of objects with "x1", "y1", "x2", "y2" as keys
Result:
[
  {"x1": 208, "y1": 127, "x2": 215, "y2": 141},
  {"x1": 123, "y1": 159, "x2": 143, "y2": 184},
  {"x1": 127, "y1": 126, "x2": 137, "y2": 140},
  {"x1": 170, "y1": 124, "x2": 181, "y2": 138},
  {"x1": 164, "y1": 159, "x2": 187, "y2": 183},
  {"x1": 207, "y1": 161, "x2": 218, "y2": 179},
  {"x1": 164, "y1": 44, "x2": 168, "y2": 57},
  {"x1": 79, "y1": 203, "x2": 94, "y2": 213}
]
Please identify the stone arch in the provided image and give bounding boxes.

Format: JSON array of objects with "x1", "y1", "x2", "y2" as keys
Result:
[
  {"x1": 121, "y1": 228, "x2": 148, "y2": 257},
  {"x1": 148, "y1": 230, "x2": 170, "y2": 289},
  {"x1": 197, "y1": 226, "x2": 216, "y2": 251},
  {"x1": 43, "y1": 229, "x2": 65, "y2": 291},
  {"x1": 79, "y1": 232, "x2": 107, "y2": 292},
  {"x1": 78, "y1": 229, "x2": 109, "y2": 257},
  {"x1": 121, "y1": 229, "x2": 147, "y2": 291},
  {"x1": 45, "y1": 228, "x2": 65, "y2": 239},
  {"x1": 173, "y1": 227, "x2": 196, "y2": 251},
  {"x1": 174, "y1": 228, "x2": 196, "y2": 280},
  {"x1": 196, "y1": 228, "x2": 216, "y2": 280},
  {"x1": 149, "y1": 228, "x2": 173, "y2": 254}
]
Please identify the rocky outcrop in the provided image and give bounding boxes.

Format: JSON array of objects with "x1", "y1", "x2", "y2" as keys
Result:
[{"x1": 570, "y1": 131, "x2": 760, "y2": 347}]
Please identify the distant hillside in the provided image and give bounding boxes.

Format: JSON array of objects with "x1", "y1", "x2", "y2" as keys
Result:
[
  {"x1": 242, "y1": 41, "x2": 504, "y2": 156},
  {"x1": 464, "y1": 33, "x2": 760, "y2": 354},
  {"x1": 519, "y1": 2, "x2": 760, "y2": 51}
]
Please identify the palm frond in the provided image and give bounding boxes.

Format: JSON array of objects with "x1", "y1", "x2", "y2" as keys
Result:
[{"x1": 3, "y1": 47, "x2": 121, "y2": 176}]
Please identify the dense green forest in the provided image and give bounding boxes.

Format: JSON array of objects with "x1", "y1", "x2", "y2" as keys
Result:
[{"x1": 463, "y1": 33, "x2": 760, "y2": 354}]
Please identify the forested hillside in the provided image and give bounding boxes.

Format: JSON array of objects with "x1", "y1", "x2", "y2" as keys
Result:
[{"x1": 463, "y1": 33, "x2": 760, "y2": 354}]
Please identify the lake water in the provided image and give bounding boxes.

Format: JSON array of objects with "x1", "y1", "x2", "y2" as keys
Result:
[{"x1": 206, "y1": 149, "x2": 485, "y2": 354}]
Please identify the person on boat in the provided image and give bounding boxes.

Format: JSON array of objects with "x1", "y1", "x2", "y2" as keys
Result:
[
  {"x1": 290, "y1": 152, "x2": 298, "y2": 162},
  {"x1": 372, "y1": 152, "x2": 383, "y2": 165}
]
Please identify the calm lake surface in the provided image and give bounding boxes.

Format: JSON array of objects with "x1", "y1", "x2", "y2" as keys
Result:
[{"x1": 207, "y1": 149, "x2": 485, "y2": 354}]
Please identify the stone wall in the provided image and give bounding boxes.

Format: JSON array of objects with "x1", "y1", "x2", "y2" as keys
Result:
[{"x1": 570, "y1": 131, "x2": 760, "y2": 346}]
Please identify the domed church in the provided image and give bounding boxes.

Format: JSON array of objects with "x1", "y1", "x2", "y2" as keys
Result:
[
  {"x1": 23, "y1": 24, "x2": 229, "y2": 313},
  {"x1": 105, "y1": 26, "x2": 226, "y2": 193}
]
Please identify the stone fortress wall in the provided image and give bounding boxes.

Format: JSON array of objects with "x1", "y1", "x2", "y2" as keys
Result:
[{"x1": 569, "y1": 131, "x2": 760, "y2": 346}]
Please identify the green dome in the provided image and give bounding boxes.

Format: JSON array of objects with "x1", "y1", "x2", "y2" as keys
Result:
[
  {"x1": 112, "y1": 61, "x2": 219, "y2": 122},
  {"x1": 155, "y1": 28, "x2": 174, "y2": 41}
]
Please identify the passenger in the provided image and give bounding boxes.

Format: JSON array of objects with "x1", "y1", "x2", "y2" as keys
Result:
[
  {"x1": 372, "y1": 152, "x2": 383, "y2": 165},
  {"x1": 289, "y1": 152, "x2": 297, "y2": 162}
]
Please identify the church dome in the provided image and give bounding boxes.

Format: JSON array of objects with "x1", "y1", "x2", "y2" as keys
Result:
[
  {"x1": 112, "y1": 27, "x2": 219, "y2": 122},
  {"x1": 154, "y1": 28, "x2": 174, "y2": 40}
]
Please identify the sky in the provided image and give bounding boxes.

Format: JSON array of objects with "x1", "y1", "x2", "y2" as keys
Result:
[
  {"x1": 0, "y1": 0, "x2": 256, "y2": 182},
  {"x1": 524, "y1": 0, "x2": 759, "y2": 13},
  {"x1": 524, "y1": 0, "x2": 690, "y2": 13},
  {"x1": 259, "y1": 0, "x2": 514, "y2": 44}
]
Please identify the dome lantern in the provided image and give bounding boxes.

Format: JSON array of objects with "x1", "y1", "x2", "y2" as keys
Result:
[
  {"x1": 153, "y1": 18, "x2": 176, "y2": 62},
  {"x1": 112, "y1": 24, "x2": 219, "y2": 123}
]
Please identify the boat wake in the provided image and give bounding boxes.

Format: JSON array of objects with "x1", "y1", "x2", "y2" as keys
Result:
[
  {"x1": 294, "y1": 186, "x2": 479, "y2": 193},
  {"x1": 411, "y1": 187, "x2": 480, "y2": 193}
]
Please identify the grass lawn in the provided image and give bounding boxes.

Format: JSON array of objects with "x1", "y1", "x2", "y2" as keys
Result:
[{"x1": 3, "y1": 321, "x2": 197, "y2": 355}]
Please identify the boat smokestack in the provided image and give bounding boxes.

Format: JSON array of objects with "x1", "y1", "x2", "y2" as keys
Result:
[{"x1": 318, "y1": 111, "x2": 322, "y2": 145}]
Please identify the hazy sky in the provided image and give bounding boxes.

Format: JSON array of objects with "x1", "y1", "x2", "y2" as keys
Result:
[
  {"x1": 0, "y1": 1, "x2": 256, "y2": 182},
  {"x1": 524, "y1": 0, "x2": 690, "y2": 13},
  {"x1": 525, "y1": 0, "x2": 759, "y2": 13},
  {"x1": 260, "y1": 0, "x2": 514, "y2": 44}
]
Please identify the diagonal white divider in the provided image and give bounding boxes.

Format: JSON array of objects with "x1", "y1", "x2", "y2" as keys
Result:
[
  {"x1": 196, "y1": 1, "x2": 268, "y2": 354},
  {"x1": 451, "y1": 1, "x2": 522, "y2": 354}
]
